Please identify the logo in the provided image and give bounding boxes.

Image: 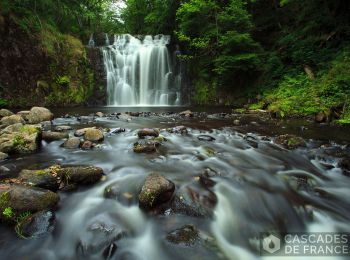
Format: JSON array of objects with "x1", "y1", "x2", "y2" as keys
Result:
[{"x1": 262, "y1": 234, "x2": 281, "y2": 254}]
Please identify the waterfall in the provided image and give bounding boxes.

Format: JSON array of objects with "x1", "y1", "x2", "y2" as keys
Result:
[{"x1": 101, "y1": 34, "x2": 181, "y2": 106}]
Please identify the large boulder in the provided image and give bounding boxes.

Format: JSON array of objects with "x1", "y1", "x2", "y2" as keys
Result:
[
  {"x1": 0, "y1": 184, "x2": 59, "y2": 221},
  {"x1": 0, "y1": 109, "x2": 14, "y2": 118},
  {"x1": 27, "y1": 107, "x2": 54, "y2": 124},
  {"x1": 19, "y1": 169, "x2": 59, "y2": 191},
  {"x1": 0, "y1": 115, "x2": 25, "y2": 126},
  {"x1": 139, "y1": 173, "x2": 175, "y2": 210},
  {"x1": 84, "y1": 128, "x2": 104, "y2": 142},
  {"x1": 57, "y1": 166, "x2": 104, "y2": 185},
  {"x1": 0, "y1": 124, "x2": 41, "y2": 154},
  {"x1": 42, "y1": 131, "x2": 69, "y2": 142}
]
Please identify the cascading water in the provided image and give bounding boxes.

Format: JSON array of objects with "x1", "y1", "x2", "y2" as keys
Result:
[{"x1": 102, "y1": 34, "x2": 181, "y2": 106}]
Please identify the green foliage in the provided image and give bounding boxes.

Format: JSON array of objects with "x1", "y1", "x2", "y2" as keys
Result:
[
  {"x1": 56, "y1": 76, "x2": 70, "y2": 86},
  {"x1": 15, "y1": 211, "x2": 32, "y2": 239},
  {"x1": 3, "y1": 207, "x2": 14, "y2": 218},
  {"x1": 193, "y1": 79, "x2": 217, "y2": 105},
  {"x1": 0, "y1": 98, "x2": 8, "y2": 108}
]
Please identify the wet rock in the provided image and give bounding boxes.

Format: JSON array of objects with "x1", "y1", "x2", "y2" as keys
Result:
[
  {"x1": 0, "y1": 152, "x2": 8, "y2": 160},
  {"x1": 54, "y1": 125, "x2": 72, "y2": 132},
  {"x1": 137, "y1": 128, "x2": 159, "y2": 138},
  {"x1": 57, "y1": 166, "x2": 103, "y2": 185},
  {"x1": 77, "y1": 116, "x2": 95, "y2": 123},
  {"x1": 339, "y1": 157, "x2": 350, "y2": 175},
  {"x1": 0, "y1": 166, "x2": 12, "y2": 179},
  {"x1": 19, "y1": 169, "x2": 59, "y2": 191},
  {"x1": 168, "y1": 126, "x2": 188, "y2": 134},
  {"x1": 0, "y1": 184, "x2": 59, "y2": 220},
  {"x1": 275, "y1": 134, "x2": 306, "y2": 149},
  {"x1": 0, "y1": 124, "x2": 41, "y2": 154},
  {"x1": 77, "y1": 213, "x2": 127, "y2": 256},
  {"x1": 133, "y1": 141, "x2": 157, "y2": 153},
  {"x1": 197, "y1": 135, "x2": 216, "y2": 142},
  {"x1": 169, "y1": 183, "x2": 217, "y2": 218},
  {"x1": 42, "y1": 131, "x2": 69, "y2": 142},
  {"x1": 16, "y1": 210, "x2": 55, "y2": 238},
  {"x1": 74, "y1": 128, "x2": 88, "y2": 137},
  {"x1": 27, "y1": 107, "x2": 54, "y2": 124},
  {"x1": 102, "y1": 243, "x2": 117, "y2": 260},
  {"x1": 166, "y1": 224, "x2": 199, "y2": 246},
  {"x1": 81, "y1": 140, "x2": 95, "y2": 150},
  {"x1": 110, "y1": 128, "x2": 125, "y2": 134},
  {"x1": 315, "y1": 112, "x2": 327, "y2": 123},
  {"x1": 104, "y1": 179, "x2": 142, "y2": 206},
  {"x1": 0, "y1": 109, "x2": 13, "y2": 118},
  {"x1": 61, "y1": 137, "x2": 81, "y2": 149},
  {"x1": 139, "y1": 173, "x2": 175, "y2": 210},
  {"x1": 129, "y1": 112, "x2": 140, "y2": 117},
  {"x1": 96, "y1": 112, "x2": 104, "y2": 117},
  {"x1": 233, "y1": 119, "x2": 240, "y2": 126},
  {"x1": 0, "y1": 115, "x2": 25, "y2": 126},
  {"x1": 84, "y1": 128, "x2": 104, "y2": 142},
  {"x1": 118, "y1": 113, "x2": 131, "y2": 122},
  {"x1": 179, "y1": 110, "x2": 193, "y2": 117}
]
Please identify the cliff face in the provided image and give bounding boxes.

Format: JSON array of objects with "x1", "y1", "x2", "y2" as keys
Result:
[{"x1": 0, "y1": 14, "x2": 104, "y2": 108}]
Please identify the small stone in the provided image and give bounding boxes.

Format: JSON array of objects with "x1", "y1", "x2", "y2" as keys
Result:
[
  {"x1": 179, "y1": 110, "x2": 193, "y2": 117},
  {"x1": 315, "y1": 112, "x2": 327, "y2": 123},
  {"x1": 61, "y1": 137, "x2": 81, "y2": 149},
  {"x1": 133, "y1": 141, "x2": 157, "y2": 153},
  {"x1": 96, "y1": 112, "x2": 104, "y2": 117},
  {"x1": 233, "y1": 119, "x2": 240, "y2": 126},
  {"x1": 166, "y1": 224, "x2": 199, "y2": 246},
  {"x1": 54, "y1": 125, "x2": 72, "y2": 132},
  {"x1": 275, "y1": 134, "x2": 306, "y2": 149},
  {"x1": 81, "y1": 140, "x2": 94, "y2": 150},
  {"x1": 197, "y1": 135, "x2": 216, "y2": 142},
  {"x1": 42, "y1": 131, "x2": 69, "y2": 142},
  {"x1": 137, "y1": 128, "x2": 159, "y2": 138}
]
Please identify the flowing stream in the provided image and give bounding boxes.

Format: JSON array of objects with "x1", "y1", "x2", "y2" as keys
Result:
[
  {"x1": 0, "y1": 108, "x2": 350, "y2": 260},
  {"x1": 102, "y1": 35, "x2": 182, "y2": 106}
]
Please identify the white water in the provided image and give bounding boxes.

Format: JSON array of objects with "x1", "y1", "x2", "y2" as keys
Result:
[{"x1": 102, "y1": 34, "x2": 181, "y2": 106}]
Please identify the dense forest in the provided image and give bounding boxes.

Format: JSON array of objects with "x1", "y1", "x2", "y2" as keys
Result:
[{"x1": 0, "y1": 0, "x2": 349, "y2": 123}]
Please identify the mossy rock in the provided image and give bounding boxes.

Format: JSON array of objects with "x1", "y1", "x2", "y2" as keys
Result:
[
  {"x1": 0, "y1": 184, "x2": 59, "y2": 222},
  {"x1": 19, "y1": 169, "x2": 59, "y2": 191},
  {"x1": 275, "y1": 134, "x2": 307, "y2": 149},
  {"x1": 139, "y1": 173, "x2": 175, "y2": 210}
]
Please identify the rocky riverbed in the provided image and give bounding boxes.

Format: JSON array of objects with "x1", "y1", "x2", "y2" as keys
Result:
[{"x1": 0, "y1": 107, "x2": 349, "y2": 259}]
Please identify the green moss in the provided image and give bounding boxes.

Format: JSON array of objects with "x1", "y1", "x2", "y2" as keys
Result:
[
  {"x1": 20, "y1": 125, "x2": 40, "y2": 135},
  {"x1": 13, "y1": 135, "x2": 26, "y2": 147},
  {"x1": 3, "y1": 207, "x2": 14, "y2": 218}
]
